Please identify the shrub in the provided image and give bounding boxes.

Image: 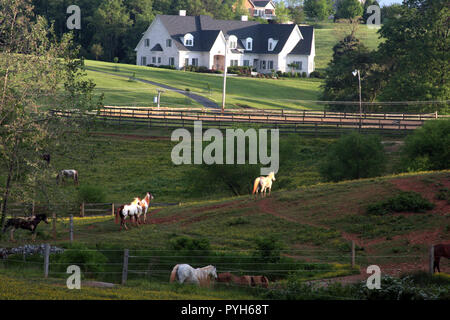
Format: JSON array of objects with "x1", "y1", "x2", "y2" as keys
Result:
[
  {"x1": 319, "y1": 132, "x2": 386, "y2": 182},
  {"x1": 400, "y1": 120, "x2": 450, "y2": 171},
  {"x1": 310, "y1": 71, "x2": 325, "y2": 78},
  {"x1": 53, "y1": 243, "x2": 108, "y2": 275},
  {"x1": 170, "y1": 236, "x2": 211, "y2": 253},
  {"x1": 77, "y1": 185, "x2": 106, "y2": 203},
  {"x1": 366, "y1": 191, "x2": 435, "y2": 215},
  {"x1": 302, "y1": 72, "x2": 307, "y2": 78},
  {"x1": 252, "y1": 235, "x2": 283, "y2": 263}
]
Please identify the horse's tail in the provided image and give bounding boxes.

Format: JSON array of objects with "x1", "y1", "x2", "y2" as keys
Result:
[
  {"x1": 170, "y1": 264, "x2": 179, "y2": 283},
  {"x1": 252, "y1": 177, "x2": 260, "y2": 195},
  {"x1": 115, "y1": 207, "x2": 121, "y2": 224}
]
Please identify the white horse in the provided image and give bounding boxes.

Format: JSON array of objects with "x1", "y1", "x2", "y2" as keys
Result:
[
  {"x1": 56, "y1": 169, "x2": 79, "y2": 185},
  {"x1": 252, "y1": 171, "x2": 276, "y2": 197},
  {"x1": 170, "y1": 264, "x2": 217, "y2": 286},
  {"x1": 120, "y1": 201, "x2": 142, "y2": 229}
]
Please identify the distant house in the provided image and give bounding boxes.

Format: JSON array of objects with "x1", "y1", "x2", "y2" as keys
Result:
[
  {"x1": 135, "y1": 12, "x2": 315, "y2": 75},
  {"x1": 247, "y1": 0, "x2": 277, "y2": 20}
]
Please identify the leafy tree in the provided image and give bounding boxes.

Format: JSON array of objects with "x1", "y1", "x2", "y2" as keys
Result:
[
  {"x1": 399, "y1": 120, "x2": 450, "y2": 172},
  {"x1": 319, "y1": 132, "x2": 386, "y2": 182},
  {"x1": 0, "y1": 0, "x2": 102, "y2": 234},
  {"x1": 288, "y1": 5, "x2": 306, "y2": 24},
  {"x1": 376, "y1": 0, "x2": 449, "y2": 109},
  {"x1": 321, "y1": 35, "x2": 379, "y2": 112},
  {"x1": 335, "y1": 0, "x2": 363, "y2": 20},
  {"x1": 91, "y1": 43, "x2": 104, "y2": 60},
  {"x1": 274, "y1": 0, "x2": 291, "y2": 23},
  {"x1": 380, "y1": 3, "x2": 402, "y2": 23},
  {"x1": 304, "y1": 0, "x2": 333, "y2": 21}
]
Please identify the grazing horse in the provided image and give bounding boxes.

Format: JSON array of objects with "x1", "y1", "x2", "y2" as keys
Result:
[
  {"x1": 139, "y1": 192, "x2": 154, "y2": 224},
  {"x1": 252, "y1": 172, "x2": 276, "y2": 197},
  {"x1": 56, "y1": 170, "x2": 79, "y2": 185},
  {"x1": 217, "y1": 272, "x2": 252, "y2": 287},
  {"x1": 170, "y1": 264, "x2": 217, "y2": 287},
  {"x1": 250, "y1": 275, "x2": 269, "y2": 288},
  {"x1": 433, "y1": 244, "x2": 450, "y2": 273},
  {"x1": 2, "y1": 214, "x2": 49, "y2": 241}
]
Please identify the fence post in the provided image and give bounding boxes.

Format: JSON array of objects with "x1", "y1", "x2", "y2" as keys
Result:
[
  {"x1": 112, "y1": 203, "x2": 115, "y2": 216},
  {"x1": 122, "y1": 249, "x2": 129, "y2": 285},
  {"x1": 429, "y1": 245, "x2": 434, "y2": 275},
  {"x1": 80, "y1": 202, "x2": 85, "y2": 217},
  {"x1": 69, "y1": 215, "x2": 74, "y2": 242},
  {"x1": 351, "y1": 240, "x2": 356, "y2": 268},
  {"x1": 52, "y1": 213, "x2": 56, "y2": 240},
  {"x1": 44, "y1": 243, "x2": 50, "y2": 278}
]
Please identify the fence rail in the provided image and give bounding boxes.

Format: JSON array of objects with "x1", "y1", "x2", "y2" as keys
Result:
[{"x1": 49, "y1": 107, "x2": 448, "y2": 135}]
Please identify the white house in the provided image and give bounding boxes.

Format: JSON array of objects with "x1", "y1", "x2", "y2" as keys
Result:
[{"x1": 135, "y1": 13, "x2": 315, "y2": 75}]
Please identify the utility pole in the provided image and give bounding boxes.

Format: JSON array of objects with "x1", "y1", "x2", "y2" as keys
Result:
[
  {"x1": 222, "y1": 36, "x2": 228, "y2": 113},
  {"x1": 353, "y1": 69, "x2": 362, "y2": 132}
]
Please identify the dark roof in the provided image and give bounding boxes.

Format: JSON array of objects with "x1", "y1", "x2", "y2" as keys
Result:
[
  {"x1": 252, "y1": 0, "x2": 272, "y2": 8},
  {"x1": 156, "y1": 15, "x2": 311, "y2": 55},
  {"x1": 150, "y1": 43, "x2": 163, "y2": 51},
  {"x1": 288, "y1": 26, "x2": 314, "y2": 55}
]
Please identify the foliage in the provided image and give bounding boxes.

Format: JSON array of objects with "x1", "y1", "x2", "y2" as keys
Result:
[
  {"x1": 335, "y1": 0, "x2": 363, "y2": 20},
  {"x1": 170, "y1": 236, "x2": 211, "y2": 253},
  {"x1": 304, "y1": 0, "x2": 333, "y2": 21},
  {"x1": 252, "y1": 235, "x2": 283, "y2": 263},
  {"x1": 319, "y1": 132, "x2": 386, "y2": 182},
  {"x1": 399, "y1": 120, "x2": 450, "y2": 172},
  {"x1": 77, "y1": 185, "x2": 106, "y2": 203},
  {"x1": 376, "y1": 0, "x2": 449, "y2": 108},
  {"x1": 366, "y1": 191, "x2": 435, "y2": 215},
  {"x1": 53, "y1": 243, "x2": 108, "y2": 275}
]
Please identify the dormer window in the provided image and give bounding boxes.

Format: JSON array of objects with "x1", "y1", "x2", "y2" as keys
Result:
[
  {"x1": 246, "y1": 37, "x2": 253, "y2": 51},
  {"x1": 184, "y1": 33, "x2": 194, "y2": 47},
  {"x1": 268, "y1": 38, "x2": 278, "y2": 52},
  {"x1": 144, "y1": 39, "x2": 150, "y2": 47},
  {"x1": 228, "y1": 35, "x2": 237, "y2": 49}
]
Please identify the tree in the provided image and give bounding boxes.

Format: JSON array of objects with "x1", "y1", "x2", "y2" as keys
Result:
[
  {"x1": 91, "y1": 43, "x2": 104, "y2": 60},
  {"x1": 288, "y1": 5, "x2": 306, "y2": 24},
  {"x1": 335, "y1": 0, "x2": 363, "y2": 20},
  {"x1": 304, "y1": 0, "x2": 332, "y2": 21},
  {"x1": 0, "y1": 0, "x2": 102, "y2": 235},
  {"x1": 376, "y1": 0, "x2": 449, "y2": 109},
  {"x1": 319, "y1": 132, "x2": 386, "y2": 182},
  {"x1": 321, "y1": 35, "x2": 379, "y2": 112},
  {"x1": 399, "y1": 120, "x2": 450, "y2": 172},
  {"x1": 274, "y1": 0, "x2": 291, "y2": 23}
]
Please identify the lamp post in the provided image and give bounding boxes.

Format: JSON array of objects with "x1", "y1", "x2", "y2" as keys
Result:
[
  {"x1": 352, "y1": 69, "x2": 362, "y2": 132},
  {"x1": 221, "y1": 36, "x2": 229, "y2": 113}
]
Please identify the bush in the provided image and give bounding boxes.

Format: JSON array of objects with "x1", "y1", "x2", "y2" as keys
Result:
[
  {"x1": 252, "y1": 235, "x2": 283, "y2": 263},
  {"x1": 302, "y1": 72, "x2": 307, "y2": 78},
  {"x1": 170, "y1": 236, "x2": 211, "y2": 253},
  {"x1": 310, "y1": 71, "x2": 325, "y2": 78},
  {"x1": 319, "y1": 132, "x2": 386, "y2": 182},
  {"x1": 400, "y1": 120, "x2": 450, "y2": 171},
  {"x1": 53, "y1": 243, "x2": 108, "y2": 275},
  {"x1": 77, "y1": 185, "x2": 106, "y2": 203},
  {"x1": 366, "y1": 191, "x2": 435, "y2": 215}
]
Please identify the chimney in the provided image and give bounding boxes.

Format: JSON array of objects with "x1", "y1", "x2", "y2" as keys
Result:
[
  {"x1": 179, "y1": 10, "x2": 186, "y2": 16},
  {"x1": 241, "y1": 15, "x2": 248, "y2": 21}
]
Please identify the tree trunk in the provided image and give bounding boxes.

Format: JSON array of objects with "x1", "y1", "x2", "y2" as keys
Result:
[{"x1": 0, "y1": 163, "x2": 14, "y2": 235}]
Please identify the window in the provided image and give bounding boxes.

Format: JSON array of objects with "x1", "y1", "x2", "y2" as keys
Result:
[
  {"x1": 243, "y1": 60, "x2": 250, "y2": 67},
  {"x1": 268, "y1": 38, "x2": 277, "y2": 52},
  {"x1": 230, "y1": 60, "x2": 238, "y2": 67},
  {"x1": 144, "y1": 39, "x2": 150, "y2": 47},
  {"x1": 293, "y1": 61, "x2": 302, "y2": 70},
  {"x1": 268, "y1": 42, "x2": 273, "y2": 51},
  {"x1": 158, "y1": 57, "x2": 161, "y2": 64},
  {"x1": 152, "y1": 57, "x2": 156, "y2": 63},
  {"x1": 166, "y1": 39, "x2": 172, "y2": 47},
  {"x1": 141, "y1": 56, "x2": 147, "y2": 66},
  {"x1": 169, "y1": 57, "x2": 175, "y2": 66},
  {"x1": 246, "y1": 37, "x2": 253, "y2": 51},
  {"x1": 260, "y1": 60, "x2": 266, "y2": 70},
  {"x1": 228, "y1": 35, "x2": 237, "y2": 49},
  {"x1": 191, "y1": 58, "x2": 198, "y2": 66},
  {"x1": 185, "y1": 58, "x2": 189, "y2": 67},
  {"x1": 268, "y1": 60, "x2": 274, "y2": 70},
  {"x1": 184, "y1": 33, "x2": 194, "y2": 46}
]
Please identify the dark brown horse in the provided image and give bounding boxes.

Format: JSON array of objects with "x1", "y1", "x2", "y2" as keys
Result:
[
  {"x1": 434, "y1": 244, "x2": 450, "y2": 273},
  {"x1": 2, "y1": 214, "x2": 49, "y2": 241},
  {"x1": 250, "y1": 275, "x2": 269, "y2": 288},
  {"x1": 217, "y1": 272, "x2": 252, "y2": 287}
]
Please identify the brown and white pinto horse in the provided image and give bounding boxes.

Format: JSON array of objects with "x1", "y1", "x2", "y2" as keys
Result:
[
  {"x1": 434, "y1": 244, "x2": 450, "y2": 273},
  {"x1": 56, "y1": 170, "x2": 79, "y2": 185},
  {"x1": 139, "y1": 192, "x2": 154, "y2": 224}
]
